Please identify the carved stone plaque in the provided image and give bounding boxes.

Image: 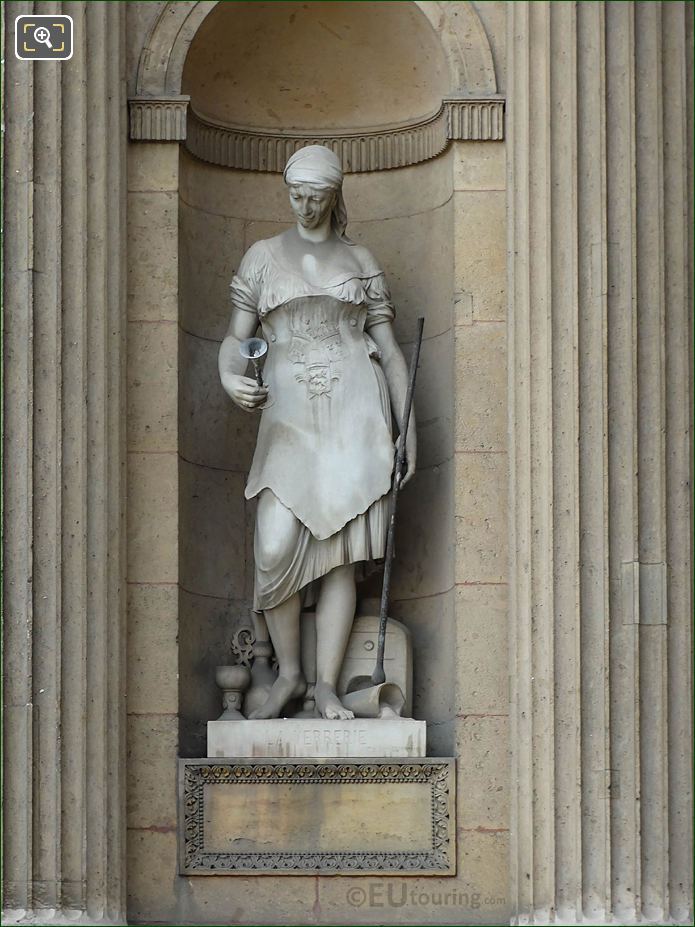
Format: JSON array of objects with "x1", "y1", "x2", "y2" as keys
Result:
[{"x1": 179, "y1": 758, "x2": 455, "y2": 875}]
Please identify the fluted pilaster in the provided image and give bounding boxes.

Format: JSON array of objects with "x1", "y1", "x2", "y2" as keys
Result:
[
  {"x1": 2, "y1": 3, "x2": 127, "y2": 922},
  {"x1": 508, "y1": 2, "x2": 693, "y2": 924}
]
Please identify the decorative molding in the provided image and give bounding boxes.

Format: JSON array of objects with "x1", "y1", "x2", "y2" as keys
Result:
[
  {"x1": 446, "y1": 98, "x2": 504, "y2": 141},
  {"x1": 230, "y1": 626, "x2": 255, "y2": 667},
  {"x1": 132, "y1": 97, "x2": 502, "y2": 170},
  {"x1": 129, "y1": 96, "x2": 190, "y2": 141},
  {"x1": 179, "y1": 759, "x2": 455, "y2": 875},
  {"x1": 184, "y1": 106, "x2": 450, "y2": 172},
  {"x1": 137, "y1": 1, "x2": 217, "y2": 97}
]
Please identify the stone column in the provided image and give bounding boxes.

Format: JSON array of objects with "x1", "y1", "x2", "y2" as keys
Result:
[
  {"x1": 507, "y1": 2, "x2": 693, "y2": 924},
  {"x1": 3, "y1": 2, "x2": 128, "y2": 923}
]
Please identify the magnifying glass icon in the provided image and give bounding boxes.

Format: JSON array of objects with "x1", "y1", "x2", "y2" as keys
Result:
[{"x1": 34, "y1": 26, "x2": 53, "y2": 49}]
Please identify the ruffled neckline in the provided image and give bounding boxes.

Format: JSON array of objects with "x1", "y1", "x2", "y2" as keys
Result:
[
  {"x1": 245, "y1": 237, "x2": 389, "y2": 317},
  {"x1": 261, "y1": 235, "x2": 384, "y2": 292}
]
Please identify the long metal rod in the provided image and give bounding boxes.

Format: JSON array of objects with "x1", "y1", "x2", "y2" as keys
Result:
[{"x1": 371, "y1": 317, "x2": 425, "y2": 686}]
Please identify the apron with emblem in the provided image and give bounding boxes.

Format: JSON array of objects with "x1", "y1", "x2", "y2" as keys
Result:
[{"x1": 246, "y1": 294, "x2": 394, "y2": 542}]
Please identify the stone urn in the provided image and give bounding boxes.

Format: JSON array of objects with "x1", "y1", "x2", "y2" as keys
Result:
[{"x1": 215, "y1": 664, "x2": 251, "y2": 720}]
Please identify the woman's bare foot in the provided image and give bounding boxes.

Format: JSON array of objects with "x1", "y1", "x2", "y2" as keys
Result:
[
  {"x1": 314, "y1": 681, "x2": 354, "y2": 720},
  {"x1": 248, "y1": 673, "x2": 306, "y2": 719}
]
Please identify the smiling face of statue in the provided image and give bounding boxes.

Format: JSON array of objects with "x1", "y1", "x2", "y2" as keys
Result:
[{"x1": 288, "y1": 182, "x2": 336, "y2": 231}]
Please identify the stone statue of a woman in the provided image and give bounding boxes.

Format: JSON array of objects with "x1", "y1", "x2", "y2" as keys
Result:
[{"x1": 218, "y1": 145, "x2": 416, "y2": 721}]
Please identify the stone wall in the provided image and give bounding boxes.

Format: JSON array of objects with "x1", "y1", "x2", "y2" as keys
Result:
[
  {"x1": 3, "y1": 2, "x2": 128, "y2": 922},
  {"x1": 125, "y1": 2, "x2": 509, "y2": 922},
  {"x1": 2, "y1": 2, "x2": 692, "y2": 926},
  {"x1": 507, "y1": 3, "x2": 693, "y2": 923}
]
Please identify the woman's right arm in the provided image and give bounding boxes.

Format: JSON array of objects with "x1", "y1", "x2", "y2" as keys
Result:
[{"x1": 218, "y1": 309, "x2": 268, "y2": 411}]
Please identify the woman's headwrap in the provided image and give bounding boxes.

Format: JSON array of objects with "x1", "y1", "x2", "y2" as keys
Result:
[{"x1": 283, "y1": 145, "x2": 350, "y2": 242}]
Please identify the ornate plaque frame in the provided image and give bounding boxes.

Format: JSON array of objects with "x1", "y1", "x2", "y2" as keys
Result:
[{"x1": 179, "y1": 758, "x2": 455, "y2": 876}]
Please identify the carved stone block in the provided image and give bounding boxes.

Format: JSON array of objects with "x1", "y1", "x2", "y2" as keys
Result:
[
  {"x1": 129, "y1": 96, "x2": 190, "y2": 141},
  {"x1": 179, "y1": 758, "x2": 455, "y2": 875},
  {"x1": 207, "y1": 718, "x2": 426, "y2": 758}
]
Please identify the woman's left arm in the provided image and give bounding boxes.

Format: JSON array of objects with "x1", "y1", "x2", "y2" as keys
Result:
[{"x1": 369, "y1": 321, "x2": 417, "y2": 486}]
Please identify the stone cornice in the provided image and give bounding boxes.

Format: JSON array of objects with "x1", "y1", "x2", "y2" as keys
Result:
[
  {"x1": 129, "y1": 95, "x2": 190, "y2": 142},
  {"x1": 446, "y1": 97, "x2": 504, "y2": 141},
  {"x1": 129, "y1": 96, "x2": 505, "y2": 169},
  {"x1": 185, "y1": 106, "x2": 453, "y2": 172}
]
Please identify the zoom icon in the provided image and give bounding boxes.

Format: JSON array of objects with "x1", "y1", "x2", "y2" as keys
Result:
[{"x1": 15, "y1": 15, "x2": 73, "y2": 61}]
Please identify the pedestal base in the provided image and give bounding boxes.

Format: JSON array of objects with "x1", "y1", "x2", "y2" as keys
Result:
[{"x1": 207, "y1": 717, "x2": 427, "y2": 758}]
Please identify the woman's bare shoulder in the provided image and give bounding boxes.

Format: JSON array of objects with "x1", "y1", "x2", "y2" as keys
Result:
[
  {"x1": 237, "y1": 234, "x2": 285, "y2": 275},
  {"x1": 346, "y1": 241, "x2": 383, "y2": 277}
]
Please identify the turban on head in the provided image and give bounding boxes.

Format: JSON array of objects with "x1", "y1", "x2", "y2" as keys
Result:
[
  {"x1": 283, "y1": 144, "x2": 350, "y2": 242},
  {"x1": 283, "y1": 144, "x2": 343, "y2": 188}
]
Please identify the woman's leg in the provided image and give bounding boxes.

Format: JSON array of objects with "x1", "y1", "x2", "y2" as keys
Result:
[
  {"x1": 249, "y1": 592, "x2": 305, "y2": 719},
  {"x1": 314, "y1": 563, "x2": 356, "y2": 720},
  {"x1": 248, "y1": 490, "x2": 306, "y2": 719}
]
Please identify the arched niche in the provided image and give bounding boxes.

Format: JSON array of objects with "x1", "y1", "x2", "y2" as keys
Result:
[
  {"x1": 135, "y1": 0, "x2": 498, "y2": 100},
  {"x1": 129, "y1": 1, "x2": 502, "y2": 159},
  {"x1": 125, "y1": 1, "x2": 510, "y2": 921},
  {"x1": 182, "y1": 1, "x2": 451, "y2": 130},
  {"x1": 174, "y1": 0, "x2": 491, "y2": 756}
]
